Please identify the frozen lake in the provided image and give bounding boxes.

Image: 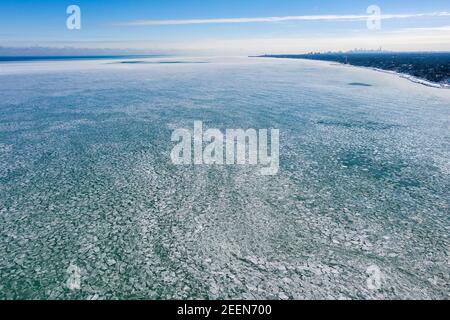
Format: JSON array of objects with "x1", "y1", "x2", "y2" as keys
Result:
[{"x1": 0, "y1": 56, "x2": 449, "y2": 299}]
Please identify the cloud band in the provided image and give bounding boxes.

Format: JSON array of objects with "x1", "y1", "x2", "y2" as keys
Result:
[{"x1": 117, "y1": 12, "x2": 450, "y2": 26}]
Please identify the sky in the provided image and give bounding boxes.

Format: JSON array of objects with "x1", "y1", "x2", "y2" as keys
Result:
[{"x1": 0, "y1": 0, "x2": 449, "y2": 55}]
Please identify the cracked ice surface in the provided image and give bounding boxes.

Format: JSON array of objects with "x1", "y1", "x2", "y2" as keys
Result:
[{"x1": 0, "y1": 57, "x2": 449, "y2": 299}]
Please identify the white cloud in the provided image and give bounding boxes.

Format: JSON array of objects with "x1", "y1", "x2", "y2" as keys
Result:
[
  {"x1": 5, "y1": 12, "x2": 450, "y2": 55},
  {"x1": 19, "y1": 29, "x2": 448, "y2": 55},
  {"x1": 117, "y1": 12, "x2": 450, "y2": 26},
  {"x1": 5, "y1": 25, "x2": 450, "y2": 55}
]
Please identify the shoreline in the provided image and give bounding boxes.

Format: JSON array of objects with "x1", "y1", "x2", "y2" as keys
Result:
[
  {"x1": 313, "y1": 59, "x2": 448, "y2": 89},
  {"x1": 361, "y1": 65, "x2": 449, "y2": 89},
  {"x1": 323, "y1": 60, "x2": 448, "y2": 89},
  {"x1": 257, "y1": 56, "x2": 449, "y2": 89}
]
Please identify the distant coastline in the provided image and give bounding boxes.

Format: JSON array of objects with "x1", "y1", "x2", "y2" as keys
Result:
[
  {"x1": 256, "y1": 52, "x2": 450, "y2": 89},
  {"x1": 364, "y1": 66, "x2": 447, "y2": 89},
  {"x1": 0, "y1": 55, "x2": 164, "y2": 63}
]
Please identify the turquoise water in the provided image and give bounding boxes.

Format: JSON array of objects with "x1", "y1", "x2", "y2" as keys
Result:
[{"x1": 0, "y1": 57, "x2": 449, "y2": 299}]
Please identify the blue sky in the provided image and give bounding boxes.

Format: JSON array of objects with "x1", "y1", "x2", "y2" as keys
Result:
[{"x1": 0, "y1": 0, "x2": 449, "y2": 54}]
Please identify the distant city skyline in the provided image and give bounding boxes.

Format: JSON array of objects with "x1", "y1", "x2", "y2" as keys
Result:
[{"x1": 0, "y1": 0, "x2": 449, "y2": 55}]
